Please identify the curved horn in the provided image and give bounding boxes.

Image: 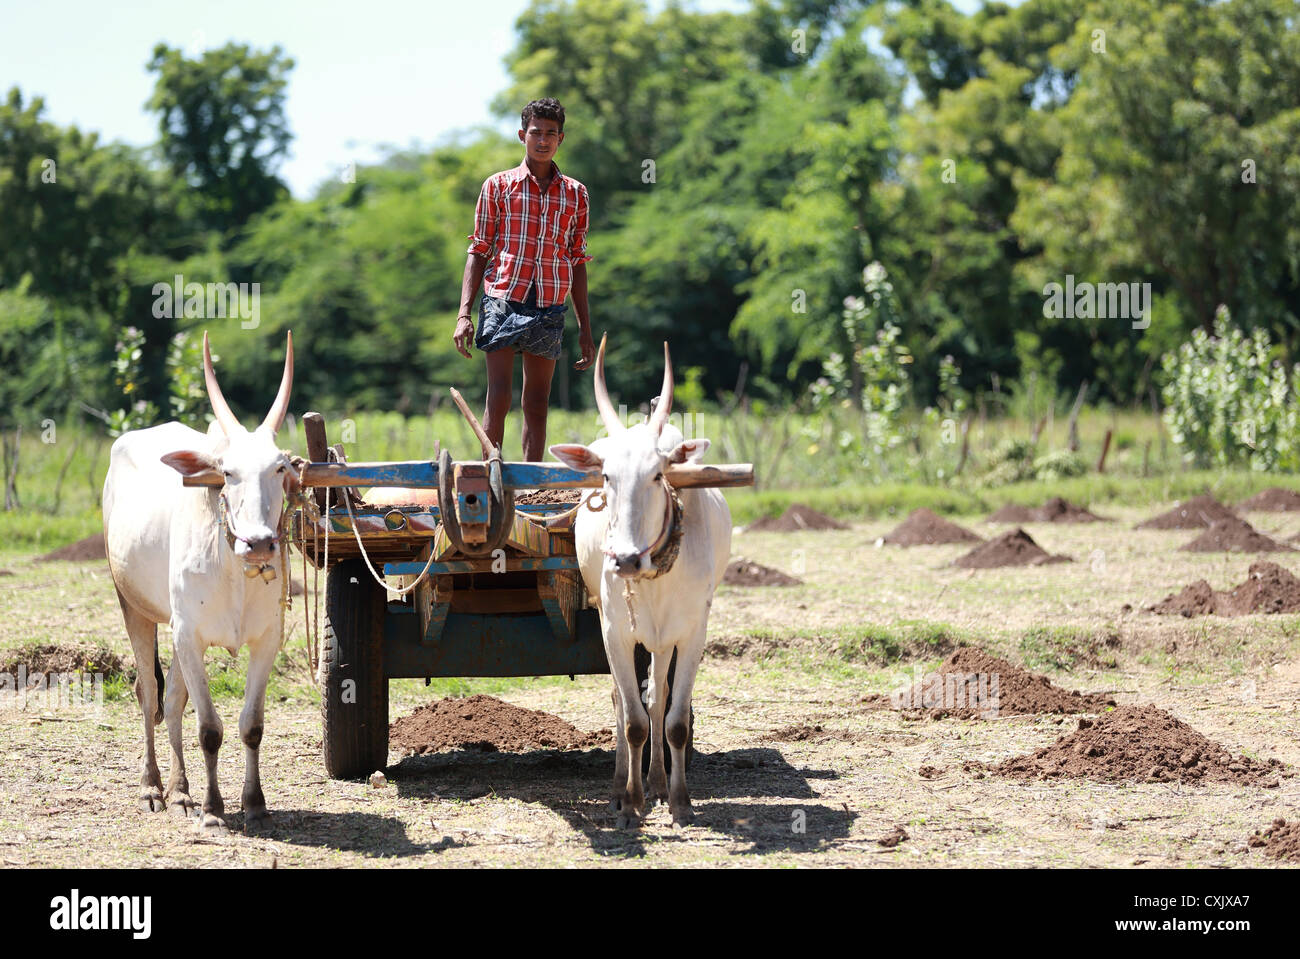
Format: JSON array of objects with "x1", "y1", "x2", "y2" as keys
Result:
[
  {"x1": 203, "y1": 331, "x2": 242, "y2": 435},
  {"x1": 260, "y1": 330, "x2": 294, "y2": 433},
  {"x1": 649, "y1": 341, "x2": 673, "y2": 436},
  {"x1": 592, "y1": 332, "x2": 623, "y2": 435}
]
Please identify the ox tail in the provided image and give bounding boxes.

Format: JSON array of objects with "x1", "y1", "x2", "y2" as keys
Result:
[{"x1": 153, "y1": 651, "x2": 165, "y2": 726}]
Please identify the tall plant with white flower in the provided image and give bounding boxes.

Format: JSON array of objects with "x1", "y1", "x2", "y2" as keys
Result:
[{"x1": 1161, "y1": 306, "x2": 1300, "y2": 471}]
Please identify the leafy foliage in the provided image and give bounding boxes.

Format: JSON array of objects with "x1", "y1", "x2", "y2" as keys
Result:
[{"x1": 1161, "y1": 307, "x2": 1300, "y2": 471}]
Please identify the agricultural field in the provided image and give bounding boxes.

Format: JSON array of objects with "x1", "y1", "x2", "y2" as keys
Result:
[{"x1": 3, "y1": 489, "x2": 1299, "y2": 867}]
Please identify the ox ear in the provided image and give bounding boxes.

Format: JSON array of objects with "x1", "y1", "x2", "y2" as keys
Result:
[
  {"x1": 161, "y1": 450, "x2": 219, "y2": 477},
  {"x1": 548, "y1": 443, "x2": 603, "y2": 472},
  {"x1": 664, "y1": 438, "x2": 710, "y2": 465}
]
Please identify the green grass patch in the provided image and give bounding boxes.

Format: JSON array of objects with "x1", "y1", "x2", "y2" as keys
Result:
[
  {"x1": 1018, "y1": 626, "x2": 1120, "y2": 672},
  {"x1": 0, "y1": 508, "x2": 101, "y2": 553}
]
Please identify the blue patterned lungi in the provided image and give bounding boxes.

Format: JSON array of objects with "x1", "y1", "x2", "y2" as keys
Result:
[{"x1": 474, "y1": 283, "x2": 567, "y2": 360}]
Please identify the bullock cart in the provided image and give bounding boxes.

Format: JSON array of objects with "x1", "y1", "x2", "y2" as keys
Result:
[{"x1": 189, "y1": 392, "x2": 753, "y2": 779}]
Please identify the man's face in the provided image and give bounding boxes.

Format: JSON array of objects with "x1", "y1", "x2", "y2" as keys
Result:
[{"x1": 520, "y1": 117, "x2": 563, "y2": 164}]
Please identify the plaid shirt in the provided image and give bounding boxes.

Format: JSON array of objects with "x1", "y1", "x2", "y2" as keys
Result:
[{"x1": 466, "y1": 158, "x2": 592, "y2": 308}]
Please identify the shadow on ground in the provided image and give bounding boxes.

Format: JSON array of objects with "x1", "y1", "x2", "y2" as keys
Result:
[{"x1": 389, "y1": 745, "x2": 854, "y2": 857}]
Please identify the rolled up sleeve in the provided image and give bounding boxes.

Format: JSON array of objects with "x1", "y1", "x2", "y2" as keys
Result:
[
  {"x1": 566, "y1": 185, "x2": 593, "y2": 265},
  {"x1": 466, "y1": 177, "x2": 496, "y2": 257}
]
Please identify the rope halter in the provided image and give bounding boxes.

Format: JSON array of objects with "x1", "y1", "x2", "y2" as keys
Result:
[{"x1": 601, "y1": 473, "x2": 684, "y2": 580}]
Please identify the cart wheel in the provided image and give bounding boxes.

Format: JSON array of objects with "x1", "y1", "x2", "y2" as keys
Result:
[
  {"x1": 634, "y1": 645, "x2": 694, "y2": 775},
  {"x1": 321, "y1": 559, "x2": 389, "y2": 780}
]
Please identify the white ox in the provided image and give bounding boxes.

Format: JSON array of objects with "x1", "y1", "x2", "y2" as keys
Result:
[
  {"x1": 103, "y1": 332, "x2": 294, "y2": 834},
  {"x1": 549, "y1": 337, "x2": 730, "y2": 827}
]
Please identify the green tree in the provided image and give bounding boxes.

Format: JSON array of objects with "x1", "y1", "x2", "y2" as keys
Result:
[{"x1": 146, "y1": 42, "x2": 295, "y2": 237}]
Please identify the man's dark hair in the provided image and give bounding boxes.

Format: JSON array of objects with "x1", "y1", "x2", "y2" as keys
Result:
[{"x1": 521, "y1": 98, "x2": 565, "y2": 132}]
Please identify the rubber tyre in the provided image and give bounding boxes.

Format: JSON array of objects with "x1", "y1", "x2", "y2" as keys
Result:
[
  {"x1": 321, "y1": 559, "x2": 389, "y2": 779},
  {"x1": 634, "y1": 644, "x2": 694, "y2": 775}
]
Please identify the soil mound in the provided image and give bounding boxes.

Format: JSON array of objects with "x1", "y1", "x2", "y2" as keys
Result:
[
  {"x1": 987, "y1": 498, "x2": 1105, "y2": 524},
  {"x1": 1036, "y1": 497, "x2": 1106, "y2": 522},
  {"x1": 1248, "y1": 819, "x2": 1300, "y2": 862},
  {"x1": 1148, "y1": 561, "x2": 1300, "y2": 616},
  {"x1": 35, "y1": 533, "x2": 105, "y2": 562},
  {"x1": 0, "y1": 643, "x2": 128, "y2": 679},
  {"x1": 988, "y1": 704, "x2": 1285, "y2": 784},
  {"x1": 883, "y1": 508, "x2": 982, "y2": 546},
  {"x1": 515, "y1": 488, "x2": 584, "y2": 505},
  {"x1": 747, "y1": 504, "x2": 848, "y2": 532},
  {"x1": 723, "y1": 558, "x2": 801, "y2": 586},
  {"x1": 1179, "y1": 517, "x2": 1292, "y2": 553},
  {"x1": 952, "y1": 529, "x2": 1071, "y2": 568},
  {"x1": 1239, "y1": 487, "x2": 1300, "y2": 512},
  {"x1": 893, "y1": 647, "x2": 1115, "y2": 718},
  {"x1": 390, "y1": 694, "x2": 612, "y2": 756},
  {"x1": 767, "y1": 723, "x2": 864, "y2": 743},
  {"x1": 1135, "y1": 495, "x2": 1237, "y2": 530},
  {"x1": 985, "y1": 503, "x2": 1038, "y2": 523}
]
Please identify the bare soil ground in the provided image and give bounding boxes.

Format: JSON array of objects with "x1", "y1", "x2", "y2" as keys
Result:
[{"x1": 2, "y1": 502, "x2": 1300, "y2": 868}]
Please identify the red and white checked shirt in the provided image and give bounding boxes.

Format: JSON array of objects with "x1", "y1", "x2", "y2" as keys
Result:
[{"x1": 466, "y1": 158, "x2": 592, "y2": 308}]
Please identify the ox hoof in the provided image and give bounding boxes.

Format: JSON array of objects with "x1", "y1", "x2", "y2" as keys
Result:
[
  {"x1": 243, "y1": 809, "x2": 272, "y2": 836},
  {"x1": 140, "y1": 791, "x2": 166, "y2": 813},
  {"x1": 670, "y1": 807, "x2": 694, "y2": 828},
  {"x1": 168, "y1": 796, "x2": 200, "y2": 819},
  {"x1": 616, "y1": 811, "x2": 643, "y2": 830},
  {"x1": 197, "y1": 813, "x2": 229, "y2": 836}
]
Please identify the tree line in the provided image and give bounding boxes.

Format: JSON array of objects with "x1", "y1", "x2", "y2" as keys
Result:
[{"x1": 2, "y1": 0, "x2": 1298, "y2": 430}]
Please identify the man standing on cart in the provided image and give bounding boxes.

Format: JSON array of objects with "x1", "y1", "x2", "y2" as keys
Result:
[{"x1": 453, "y1": 97, "x2": 597, "y2": 461}]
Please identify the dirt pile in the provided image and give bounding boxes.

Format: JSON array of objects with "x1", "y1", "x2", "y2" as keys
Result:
[
  {"x1": 723, "y1": 558, "x2": 801, "y2": 586},
  {"x1": 515, "y1": 488, "x2": 584, "y2": 505},
  {"x1": 893, "y1": 647, "x2": 1115, "y2": 718},
  {"x1": 0, "y1": 643, "x2": 127, "y2": 678},
  {"x1": 1135, "y1": 495, "x2": 1237, "y2": 530},
  {"x1": 748, "y1": 504, "x2": 848, "y2": 532},
  {"x1": 986, "y1": 504, "x2": 1037, "y2": 523},
  {"x1": 987, "y1": 498, "x2": 1105, "y2": 524},
  {"x1": 883, "y1": 509, "x2": 982, "y2": 546},
  {"x1": 1248, "y1": 819, "x2": 1300, "y2": 862},
  {"x1": 988, "y1": 704, "x2": 1285, "y2": 784},
  {"x1": 1148, "y1": 561, "x2": 1300, "y2": 616},
  {"x1": 767, "y1": 723, "x2": 864, "y2": 743},
  {"x1": 1239, "y1": 487, "x2": 1300, "y2": 511},
  {"x1": 952, "y1": 529, "x2": 1071, "y2": 568},
  {"x1": 35, "y1": 534, "x2": 105, "y2": 562},
  {"x1": 1178, "y1": 517, "x2": 1292, "y2": 553},
  {"x1": 390, "y1": 694, "x2": 612, "y2": 756}
]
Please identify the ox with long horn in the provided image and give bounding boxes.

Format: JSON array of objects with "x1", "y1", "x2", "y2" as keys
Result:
[
  {"x1": 102, "y1": 329, "x2": 299, "y2": 834},
  {"x1": 549, "y1": 335, "x2": 732, "y2": 827}
]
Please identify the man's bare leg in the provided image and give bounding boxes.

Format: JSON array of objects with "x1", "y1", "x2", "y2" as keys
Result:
[
  {"x1": 521, "y1": 351, "x2": 557, "y2": 462},
  {"x1": 482, "y1": 348, "x2": 515, "y2": 457}
]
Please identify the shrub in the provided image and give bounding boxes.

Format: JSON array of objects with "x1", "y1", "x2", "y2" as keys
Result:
[{"x1": 1161, "y1": 307, "x2": 1300, "y2": 471}]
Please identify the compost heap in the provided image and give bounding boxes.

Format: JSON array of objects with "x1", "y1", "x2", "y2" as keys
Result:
[
  {"x1": 1179, "y1": 517, "x2": 1292, "y2": 553},
  {"x1": 747, "y1": 504, "x2": 848, "y2": 532},
  {"x1": 723, "y1": 558, "x2": 802, "y2": 586},
  {"x1": 986, "y1": 497, "x2": 1105, "y2": 524},
  {"x1": 1135, "y1": 495, "x2": 1237, "y2": 530},
  {"x1": 892, "y1": 647, "x2": 1115, "y2": 718},
  {"x1": 1248, "y1": 819, "x2": 1300, "y2": 862},
  {"x1": 952, "y1": 529, "x2": 1071, "y2": 568},
  {"x1": 1147, "y1": 561, "x2": 1300, "y2": 616},
  {"x1": 987, "y1": 704, "x2": 1284, "y2": 784},
  {"x1": 883, "y1": 509, "x2": 982, "y2": 546},
  {"x1": 390, "y1": 694, "x2": 612, "y2": 755}
]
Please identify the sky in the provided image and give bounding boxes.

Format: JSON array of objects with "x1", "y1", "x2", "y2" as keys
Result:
[
  {"x1": 1, "y1": 0, "x2": 989, "y2": 198},
  {"x1": 1, "y1": 0, "x2": 750, "y2": 197}
]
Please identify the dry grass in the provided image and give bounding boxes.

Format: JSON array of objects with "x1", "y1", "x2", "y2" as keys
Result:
[{"x1": 2, "y1": 502, "x2": 1299, "y2": 867}]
